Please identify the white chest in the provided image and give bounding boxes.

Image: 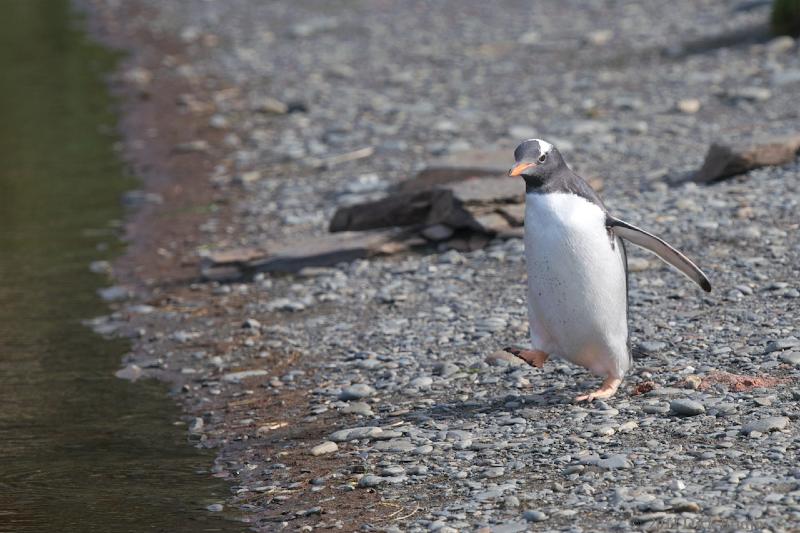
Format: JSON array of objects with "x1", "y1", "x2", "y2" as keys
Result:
[{"x1": 523, "y1": 192, "x2": 630, "y2": 377}]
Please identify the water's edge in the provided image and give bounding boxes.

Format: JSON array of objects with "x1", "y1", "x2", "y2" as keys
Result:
[{"x1": 0, "y1": 2, "x2": 241, "y2": 531}]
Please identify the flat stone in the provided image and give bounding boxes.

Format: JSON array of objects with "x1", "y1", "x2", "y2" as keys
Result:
[
  {"x1": 764, "y1": 338, "x2": 800, "y2": 354},
  {"x1": 358, "y1": 475, "x2": 385, "y2": 488},
  {"x1": 643, "y1": 402, "x2": 670, "y2": 414},
  {"x1": 693, "y1": 134, "x2": 800, "y2": 183},
  {"x1": 421, "y1": 224, "x2": 454, "y2": 241},
  {"x1": 408, "y1": 376, "x2": 433, "y2": 389},
  {"x1": 522, "y1": 510, "x2": 548, "y2": 522},
  {"x1": 329, "y1": 426, "x2": 383, "y2": 442},
  {"x1": 676, "y1": 98, "x2": 701, "y2": 114},
  {"x1": 485, "y1": 350, "x2": 526, "y2": 367},
  {"x1": 597, "y1": 454, "x2": 632, "y2": 470},
  {"x1": 339, "y1": 384, "x2": 376, "y2": 400},
  {"x1": 329, "y1": 175, "x2": 524, "y2": 236},
  {"x1": 778, "y1": 351, "x2": 800, "y2": 366},
  {"x1": 203, "y1": 230, "x2": 418, "y2": 279},
  {"x1": 114, "y1": 364, "x2": 143, "y2": 382},
  {"x1": 670, "y1": 399, "x2": 706, "y2": 416},
  {"x1": 740, "y1": 417, "x2": 789, "y2": 435},
  {"x1": 637, "y1": 341, "x2": 667, "y2": 353},
  {"x1": 98, "y1": 285, "x2": 131, "y2": 302},
  {"x1": 373, "y1": 438, "x2": 416, "y2": 452},
  {"x1": 342, "y1": 401, "x2": 374, "y2": 416},
  {"x1": 311, "y1": 441, "x2": 339, "y2": 456},
  {"x1": 222, "y1": 369, "x2": 269, "y2": 383}
]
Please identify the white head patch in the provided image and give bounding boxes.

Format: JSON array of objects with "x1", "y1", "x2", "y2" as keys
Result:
[{"x1": 528, "y1": 138, "x2": 553, "y2": 156}]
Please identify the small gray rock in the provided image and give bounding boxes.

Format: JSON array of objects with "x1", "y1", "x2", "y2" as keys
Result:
[
  {"x1": 765, "y1": 338, "x2": 800, "y2": 354},
  {"x1": 670, "y1": 399, "x2": 705, "y2": 416},
  {"x1": 311, "y1": 441, "x2": 339, "y2": 456},
  {"x1": 597, "y1": 454, "x2": 632, "y2": 470},
  {"x1": 358, "y1": 475, "x2": 385, "y2": 488},
  {"x1": 339, "y1": 384, "x2": 376, "y2": 400},
  {"x1": 741, "y1": 417, "x2": 789, "y2": 435},
  {"x1": 778, "y1": 351, "x2": 800, "y2": 366},
  {"x1": 523, "y1": 510, "x2": 548, "y2": 522}
]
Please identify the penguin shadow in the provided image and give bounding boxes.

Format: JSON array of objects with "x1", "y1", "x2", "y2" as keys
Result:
[{"x1": 379, "y1": 382, "x2": 609, "y2": 427}]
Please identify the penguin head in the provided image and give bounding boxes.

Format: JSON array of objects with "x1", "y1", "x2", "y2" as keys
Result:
[{"x1": 508, "y1": 138, "x2": 565, "y2": 188}]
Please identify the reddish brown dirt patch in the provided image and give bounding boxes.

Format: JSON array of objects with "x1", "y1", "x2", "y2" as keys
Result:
[{"x1": 698, "y1": 371, "x2": 792, "y2": 392}]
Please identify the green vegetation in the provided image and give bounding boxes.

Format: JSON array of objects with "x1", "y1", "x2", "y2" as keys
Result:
[{"x1": 771, "y1": 0, "x2": 800, "y2": 37}]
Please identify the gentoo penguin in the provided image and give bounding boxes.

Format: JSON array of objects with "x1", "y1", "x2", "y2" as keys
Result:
[{"x1": 505, "y1": 139, "x2": 711, "y2": 402}]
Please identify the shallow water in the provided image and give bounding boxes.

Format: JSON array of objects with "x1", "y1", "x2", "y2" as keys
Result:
[{"x1": 0, "y1": 2, "x2": 242, "y2": 531}]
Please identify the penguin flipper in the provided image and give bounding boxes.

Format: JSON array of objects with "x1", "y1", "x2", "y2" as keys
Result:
[{"x1": 606, "y1": 215, "x2": 711, "y2": 292}]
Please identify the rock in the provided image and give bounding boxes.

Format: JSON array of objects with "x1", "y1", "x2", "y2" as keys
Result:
[
  {"x1": 421, "y1": 224, "x2": 455, "y2": 241},
  {"x1": 643, "y1": 402, "x2": 670, "y2": 414},
  {"x1": 233, "y1": 171, "x2": 262, "y2": 185},
  {"x1": 627, "y1": 257, "x2": 651, "y2": 272},
  {"x1": 339, "y1": 384, "x2": 376, "y2": 400},
  {"x1": 89, "y1": 260, "x2": 112, "y2": 274},
  {"x1": 173, "y1": 140, "x2": 209, "y2": 153},
  {"x1": 418, "y1": 145, "x2": 515, "y2": 178},
  {"x1": 722, "y1": 86, "x2": 771, "y2": 102},
  {"x1": 342, "y1": 401, "x2": 374, "y2": 416},
  {"x1": 670, "y1": 399, "x2": 706, "y2": 416},
  {"x1": 587, "y1": 29, "x2": 613, "y2": 46},
  {"x1": 522, "y1": 510, "x2": 548, "y2": 522},
  {"x1": 676, "y1": 98, "x2": 701, "y2": 114},
  {"x1": 203, "y1": 230, "x2": 417, "y2": 278},
  {"x1": 772, "y1": 69, "x2": 800, "y2": 86},
  {"x1": 253, "y1": 96, "x2": 289, "y2": 114},
  {"x1": 764, "y1": 338, "x2": 800, "y2": 353},
  {"x1": 206, "y1": 503, "x2": 223, "y2": 512},
  {"x1": 485, "y1": 350, "x2": 526, "y2": 367},
  {"x1": 311, "y1": 441, "x2": 339, "y2": 456},
  {"x1": 121, "y1": 190, "x2": 163, "y2": 207},
  {"x1": 189, "y1": 417, "x2": 204, "y2": 433},
  {"x1": 98, "y1": 285, "x2": 131, "y2": 302},
  {"x1": 122, "y1": 66, "x2": 152, "y2": 87},
  {"x1": 778, "y1": 351, "x2": 800, "y2": 366},
  {"x1": 671, "y1": 500, "x2": 702, "y2": 513},
  {"x1": 682, "y1": 375, "x2": 702, "y2": 390},
  {"x1": 330, "y1": 176, "x2": 523, "y2": 234},
  {"x1": 242, "y1": 318, "x2": 261, "y2": 329},
  {"x1": 740, "y1": 417, "x2": 789, "y2": 435},
  {"x1": 767, "y1": 35, "x2": 796, "y2": 54},
  {"x1": 329, "y1": 189, "x2": 461, "y2": 232},
  {"x1": 597, "y1": 454, "x2": 632, "y2": 470},
  {"x1": 358, "y1": 475, "x2": 385, "y2": 488},
  {"x1": 114, "y1": 364, "x2": 143, "y2": 381},
  {"x1": 693, "y1": 135, "x2": 800, "y2": 183},
  {"x1": 433, "y1": 362, "x2": 460, "y2": 377},
  {"x1": 329, "y1": 426, "x2": 383, "y2": 442},
  {"x1": 408, "y1": 376, "x2": 433, "y2": 389},
  {"x1": 222, "y1": 369, "x2": 268, "y2": 382},
  {"x1": 373, "y1": 438, "x2": 416, "y2": 452},
  {"x1": 637, "y1": 341, "x2": 667, "y2": 354}
]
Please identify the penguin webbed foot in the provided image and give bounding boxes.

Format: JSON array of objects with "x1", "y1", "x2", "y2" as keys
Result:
[
  {"x1": 574, "y1": 376, "x2": 622, "y2": 403},
  {"x1": 503, "y1": 346, "x2": 549, "y2": 368}
]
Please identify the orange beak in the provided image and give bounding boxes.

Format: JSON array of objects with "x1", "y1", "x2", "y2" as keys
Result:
[{"x1": 508, "y1": 162, "x2": 536, "y2": 177}]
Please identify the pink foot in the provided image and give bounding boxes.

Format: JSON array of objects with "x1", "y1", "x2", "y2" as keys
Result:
[
  {"x1": 575, "y1": 377, "x2": 622, "y2": 403},
  {"x1": 504, "y1": 346, "x2": 549, "y2": 368}
]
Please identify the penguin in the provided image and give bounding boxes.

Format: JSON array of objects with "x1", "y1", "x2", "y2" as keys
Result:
[{"x1": 505, "y1": 139, "x2": 711, "y2": 402}]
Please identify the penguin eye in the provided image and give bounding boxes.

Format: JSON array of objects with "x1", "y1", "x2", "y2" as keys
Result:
[{"x1": 538, "y1": 154, "x2": 547, "y2": 163}]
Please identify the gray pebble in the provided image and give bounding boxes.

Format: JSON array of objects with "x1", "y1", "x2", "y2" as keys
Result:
[{"x1": 670, "y1": 399, "x2": 706, "y2": 416}]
